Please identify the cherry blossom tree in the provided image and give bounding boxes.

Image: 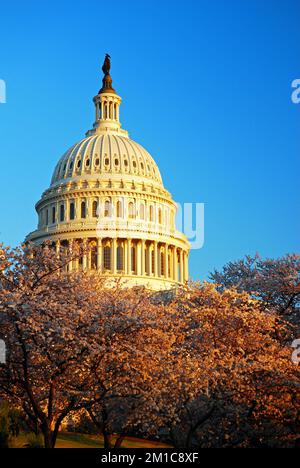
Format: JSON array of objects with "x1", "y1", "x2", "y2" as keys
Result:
[
  {"x1": 161, "y1": 283, "x2": 300, "y2": 448},
  {"x1": 0, "y1": 243, "x2": 299, "y2": 448},
  {"x1": 210, "y1": 254, "x2": 300, "y2": 334},
  {"x1": 0, "y1": 243, "x2": 99, "y2": 448}
]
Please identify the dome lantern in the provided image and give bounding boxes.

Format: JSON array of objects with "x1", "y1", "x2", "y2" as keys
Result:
[{"x1": 86, "y1": 54, "x2": 127, "y2": 137}]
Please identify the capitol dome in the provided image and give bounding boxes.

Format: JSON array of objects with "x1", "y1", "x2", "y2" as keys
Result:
[
  {"x1": 27, "y1": 55, "x2": 190, "y2": 290},
  {"x1": 51, "y1": 134, "x2": 163, "y2": 188}
]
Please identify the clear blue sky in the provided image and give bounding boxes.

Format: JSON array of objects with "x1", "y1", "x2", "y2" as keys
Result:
[{"x1": 0, "y1": 0, "x2": 299, "y2": 280}]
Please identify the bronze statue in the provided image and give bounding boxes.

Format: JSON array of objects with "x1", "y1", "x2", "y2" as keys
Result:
[{"x1": 102, "y1": 54, "x2": 111, "y2": 76}]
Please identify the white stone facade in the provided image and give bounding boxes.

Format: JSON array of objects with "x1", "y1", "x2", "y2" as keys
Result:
[{"x1": 26, "y1": 61, "x2": 190, "y2": 290}]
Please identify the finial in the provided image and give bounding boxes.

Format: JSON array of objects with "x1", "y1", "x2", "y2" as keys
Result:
[
  {"x1": 99, "y1": 53, "x2": 115, "y2": 94},
  {"x1": 102, "y1": 54, "x2": 111, "y2": 75}
]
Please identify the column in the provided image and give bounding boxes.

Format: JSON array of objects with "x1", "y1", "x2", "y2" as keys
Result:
[
  {"x1": 127, "y1": 239, "x2": 131, "y2": 275},
  {"x1": 164, "y1": 244, "x2": 169, "y2": 279},
  {"x1": 173, "y1": 247, "x2": 177, "y2": 282},
  {"x1": 112, "y1": 238, "x2": 117, "y2": 274},
  {"x1": 82, "y1": 239, "x2": 88, "y2": 271},
  {"x1": 124, "y1": 239, "x2": 128, "y2": 275},
  {"x1": 97, "y1": 238, "x2": 102, "y2": 272},
  {"x1": 88, "y1": 246, "x2": 92, "y2": 270},
  {"x1": 154, "y1": 241, "x2": 158, "y2": 277},
  {"x1": 179, "y1": 249, "x2": 184, "y2": 283},
  {"x1": 136, "y1": 241, "x2": 141, "y2": 276},
  {"x1": 68, "y1": 240, "x2": 73, "y2": 272},
  {"x1": 184, "y1": 252, "x2": 189, "y2": 282},
  {"x1": 147, "y1": 243, "x2": 152, "y2": 276},
  {"x1": 140, "y1": 240, "x2": 145, "y2": 276},
  {"x1": 74, "y1": 240, "x2": 79, "y2": 272},
  {"x1": 55, "y1": 240, "x2": 60, "y2": 256}
]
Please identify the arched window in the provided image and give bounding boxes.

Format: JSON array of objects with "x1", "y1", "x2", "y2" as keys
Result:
[
  {"x1": 81, "y1": 201, "x2": 86, "y2": 219},
  {"x1": 103, "y1": 246, "x2": 111, "y2": 270},
  {"x1": 117, "y1": 200, "x2": 123, "y2": 218},
  {"x1": 104, "y1": 200, "x2": 111, "y2": 217},
  {"x1": 60, "y1": 204, "x2": 65, "y2": 222},
  {"x1": 92, "y1": 201, "x2": 98, "y2": 218},
  {"x1": 149, "y1": 206, "x2": 154, "y2": 222},
  {"x1": 52, "y1": 206, "x2": 56, "y2": 224},
  {"x1": 117, "y1": 245, "x2": 124, "y2": 271},
  {"x1": 158, "y1": 208, "x2": 162, "y2": 224},
  {"x1": 45, "y1": 209, "x2": 49, "y2": 226},
  {"x1": 140, "y1": 204, "x2": 145, "y2": 220},
  {"x1": 128, "y1": 202, "x2": 135, "y2": 219},
  {"x1": 70, "y1": 202, "x2": 75, "y2": 220}
]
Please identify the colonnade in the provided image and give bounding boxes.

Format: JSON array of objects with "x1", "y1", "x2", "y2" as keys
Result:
[{"x1": 56, "y1": 237, "x2": 189, "y2": 284}]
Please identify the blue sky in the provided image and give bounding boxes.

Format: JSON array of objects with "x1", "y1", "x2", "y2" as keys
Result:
[{"x1": 0, "y1": 0, "x2": 299, "y2": 280}]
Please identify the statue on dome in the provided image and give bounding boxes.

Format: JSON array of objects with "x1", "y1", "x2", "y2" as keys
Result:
[{"x1": 102, "y1": 54, "x2": 111, "y2": 76}]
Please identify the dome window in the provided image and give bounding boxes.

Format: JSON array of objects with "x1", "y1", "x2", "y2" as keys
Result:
[
  {"x1": 115, "y1": 159, "x2": 119, "y2": 166},
  {"x1": 95, "y1": 158, "x2": 100, "y2": 166},
  {"x1": 70, "y1": 202, "x2": 75, "y2": 220},
  {"x1": 140, "y1": 163, "x2": 144, "y2": 170},
  {"x1": 105, "y1": 158, "x2": 109, "y2": 166},
  {"x1": 140, "y1": 204, "x2": 145, "y2": 220},
  {"x1": 81, "y1": 201, "x2": 86, "y2": 219},
  {"x1": 70, "y1": 161, "x2": 74, "y2": 170},
  {"x1": 104, "y1": 200, "x2": 111, "y2": 217},
  {"x1": 116, "y1": 200, "x2": 123, "y2": 218},
  {"x1": 52, "y1": 206, "x2": 56, "y2": 224},
  {"x1": 158, "y1": 208, "x2": 163, "y2": 224},
  {"x1": 124, "y1": 160, "x2": 128, "y2": 167},
  {"x1": 60, "y1": 204, "x2": 65, "y2": 222},
  {"x1": 149, "y1": 206, "x2": 154, "y2": 222},
  {"x1": 132, "y1": 161, "x2": 137, "y2": 169},
  {"x1": 77, "y1": 160, "x2": 81, "y2": 168},
  {"x1": 92, "y1": 201, "x2": 98, "y2": 218},
  {"x1": 128, "y1": 202, "x2": 136, "y2": 219},
  {"x1": 86, "y1": 159, "x2": 90, "y2": 167}
]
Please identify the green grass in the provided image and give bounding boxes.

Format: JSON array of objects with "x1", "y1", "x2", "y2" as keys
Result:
[{"x1": 9, "y1": 432, "x2": 171, "y2": 449}]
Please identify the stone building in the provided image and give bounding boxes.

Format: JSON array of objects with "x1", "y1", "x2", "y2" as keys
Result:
[{"x1": 27, "y1": 56, "x2": 190, "y2": 290}]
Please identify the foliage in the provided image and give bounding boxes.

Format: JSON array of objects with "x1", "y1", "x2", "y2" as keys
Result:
[
  {"x1": 210, "y1": 254, "x2": 300, "y2": 334},
  {"x1": 0, "y1": 243, "x2": 299, "y2": 448}
]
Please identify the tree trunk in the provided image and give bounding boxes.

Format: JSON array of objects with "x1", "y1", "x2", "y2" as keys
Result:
[
  {"x1": 43, "y1": 428, "x2": 53, "y2": 449},
  {"x1": 114, "y1": 434, "x2": 125, "y2": 448}
]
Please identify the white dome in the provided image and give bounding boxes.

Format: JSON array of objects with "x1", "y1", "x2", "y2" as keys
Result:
[
  {"x1": 51, "y1": 134, "x2": 163, "y2": 187},
  {"x1": 27, "y1": 55, "x2": 190, "y2": 290}
]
